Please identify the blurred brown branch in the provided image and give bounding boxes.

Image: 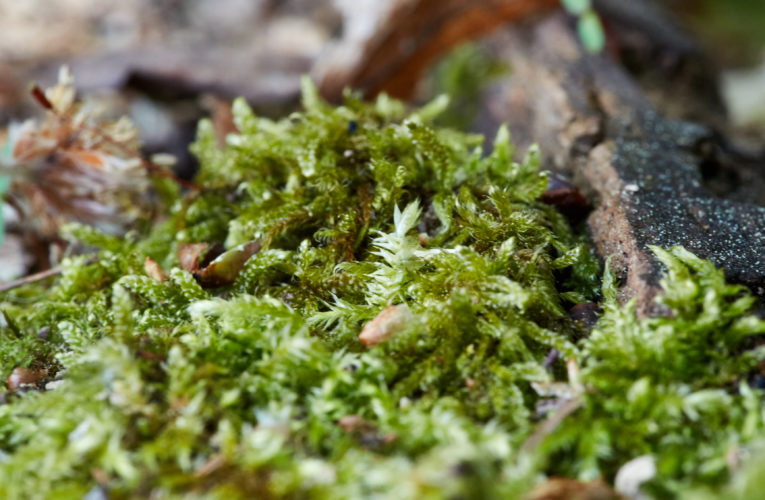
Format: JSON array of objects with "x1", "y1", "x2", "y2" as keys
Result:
[{"x1": 315, "y1": 0, "x2": 559, "y2": 101}]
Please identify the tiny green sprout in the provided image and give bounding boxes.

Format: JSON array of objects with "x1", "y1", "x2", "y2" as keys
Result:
[
  {"x1": 562, "y1": 0, "x2": 606, "y2": 53},
  {"x1": 577, "y1": 10, "x2": 606, "y2": 53}
]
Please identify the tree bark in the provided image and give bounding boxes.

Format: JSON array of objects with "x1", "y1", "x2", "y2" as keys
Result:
[{"x1": 477, "y1": 13, "x2": 765, "y2": 315}]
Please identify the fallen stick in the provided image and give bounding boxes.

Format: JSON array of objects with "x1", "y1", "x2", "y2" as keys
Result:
[{"x1": 0, "y1": 256, "x2": 97, "y2": 293}]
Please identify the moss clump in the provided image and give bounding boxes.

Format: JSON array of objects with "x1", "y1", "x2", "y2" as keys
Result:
[
  {"x1": 543, "y1": 247, "x2": 765, "y2": 496},
  {"x1": 0, "y1": 79, "x2": 763, "y2": 499}
]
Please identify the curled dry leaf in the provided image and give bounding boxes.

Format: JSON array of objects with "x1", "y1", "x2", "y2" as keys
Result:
[
  {"x1": 3, "y1": 67, "x2": 153, "y2": 237},
  {"x1": 178, "y1": 243, "x2": 210, "y2": 273},
  {"x1": 144, "y1": 256, "x2": 167, "y2": 282},
  {"x1": 359, "y1": 304, "x2": 413, "y2": 347},
  {"x1": 194, "y1": 241, "x2": 261, "y2": 288},
  {"x1": 178, "y1": 241, "x2": 260, "y2": 288},
  {"x1": 7, "y1": 366, "x2": 48, "y2": 391}
]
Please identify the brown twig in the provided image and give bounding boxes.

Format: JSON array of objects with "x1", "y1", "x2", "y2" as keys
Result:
[
  {"x1": 0, "y1": 257, "x2": 98, "y2": 293},
  {"x1": 318, "y1": 0, "x2": 559, "y2": 100}
]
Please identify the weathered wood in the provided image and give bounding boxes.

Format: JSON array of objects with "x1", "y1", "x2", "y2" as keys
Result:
[{"x1": 479, "y1": 15, "x2": 765, "y2": 315}]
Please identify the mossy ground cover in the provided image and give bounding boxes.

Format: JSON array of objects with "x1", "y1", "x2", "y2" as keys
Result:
[{"x1": 1, "y1": 79, "x2": 764, "y2": 499}]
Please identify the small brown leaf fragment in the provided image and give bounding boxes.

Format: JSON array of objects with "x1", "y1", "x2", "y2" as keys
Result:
[
  {"x1": 144, "y1": 256, "x2": 167, "y2": 282},
  {"x1": 359, "y1": 304, "x2": 413, "y2": 347},
  {"x1": 541, "y1": 175, "x2": 590, "y2": 221},
  {"x1": 7, "y1": 366, "x2": 48, "y2": 391},
  {"x1": 195, "y1": 240, "x2": 261, "y2": 288},
  {"x1": 137, "y1": 349, "x2": 166, "y2": 362},
  {"x1": 178, "y1": 243, "x2": 209, "y2": 273},
  {"x1": 526, "y1": 478, "x2": 620, "y2": 500}
]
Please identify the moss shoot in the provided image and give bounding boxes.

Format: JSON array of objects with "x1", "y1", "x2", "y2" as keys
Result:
[{"x1": 0, "y1": 79, "x2": 764, "y2": 499}]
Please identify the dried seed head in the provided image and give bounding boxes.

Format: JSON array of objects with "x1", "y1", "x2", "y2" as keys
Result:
[{"x1": 4, "y1": 67, "x2": 153, "y2": 237}]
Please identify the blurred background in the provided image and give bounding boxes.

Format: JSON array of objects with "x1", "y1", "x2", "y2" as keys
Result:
[
  {"x1": 2, "y1": 1, "x2": 764, "y2": 132},
  {"x1": 0, "y1": 0, "x2": 764, "y2": 281}
]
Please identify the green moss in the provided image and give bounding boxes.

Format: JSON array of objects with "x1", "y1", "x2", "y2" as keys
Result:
[
  {"x1": 0, "y1": 79, "x2": 763, "y2": 499},
  {"x1": 541, "y1": 247, "x2": 765, "y2": 496}
]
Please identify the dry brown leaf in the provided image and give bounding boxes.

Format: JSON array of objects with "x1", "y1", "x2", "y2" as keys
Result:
[
  {"x1": 194, "y1": 241, "x2": 261, "y2": 288},
  {"x1": 178, "y1": 241, "x2": 260, "y2": 288},
  {"x1": 177, "y1": 243, "x2": 209, "y2": 273},
  {"x1": 7, "y1": 366, "x2": 48, "y2": 391},
  {"x1": 359, "y1": 304, "x2": 413, "y2": 347},
  {"x1": 144, "y1": 256, "x2": 167, "y2": 282}
]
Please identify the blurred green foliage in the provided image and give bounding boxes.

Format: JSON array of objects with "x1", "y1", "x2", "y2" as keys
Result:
[
  {"x1": 672, "y1": 0, "x2": 765, "y2": 65},
  {"x1": 428, "y1": 43, "x2": 508, "y2": 130}
]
